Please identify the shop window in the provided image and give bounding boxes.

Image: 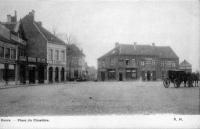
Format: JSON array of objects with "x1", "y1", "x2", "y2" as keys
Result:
[
  {"x1": 0, "y1": 46, "x2": 4, "y2": 58},
  {"x1": 108, "y1": 70, "x2": 116, "y2": 80},
  {"x1": 5, "y1": 48, "x2": 10, "y2": 59},
  {"x1": 126, "y1": 69, "x2": 137, "y2": 80}
]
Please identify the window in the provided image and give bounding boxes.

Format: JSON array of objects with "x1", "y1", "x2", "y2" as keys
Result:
[
  {"x1": 10, "y1": 49, "x2": 16, "y2": 59},
  {"x1": 110, "y1": 58, "x2": 114, "y2": 66},
  {"x1": 125, "y1": 59, "x2": 130, "y2": 65},
  {"x1": 132, "y1": 59, "x2": 136, "y2": 66},
  {"x1": 48, "y1": 49, "x2": 53, "y2": 60},
  {"x1": 102, "y1": 61, "x2": 105, "y2": 67},
  {"x1": 126, "y1": 69, "x2": 137, "y2": 80},
  {"x1": 161, "y1": 61, "x2": 165, "y2": 67},
  {"x1": 55, "y1": 50, "x2": 59, "y2": 60},
  {"x1": 141, "y1": 61, "x2": 145, "y2": 66},
  {"x1": 61, "y1": 50, "x2": 65, "y2": 61},
  {"x1": 172, "y1": 62, "x2": 176, "y2": 67},
  {"x1": 0, "y1": 46, "x2": 4, "y2": 58},
  {"x1": 152, "y1": 60, "x2": 156, "y2": 65},
  {"x1": 108, "y1": 69, "x2": 116, "y2": 80},
  {"x1": 119, "y1": 58, "x2": 123, "y2": 66},
  {"x1": 145, "y1": 58, "x2": 152, "y2": 65},
  {"x1": 5, "y1": 48, "x2": 10, "y2": 59}
]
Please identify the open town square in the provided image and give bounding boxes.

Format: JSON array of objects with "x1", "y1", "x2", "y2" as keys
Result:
[
  {"x1": 0, "y1": 0, "x2": 200, "y2": 123},
  {"x1": 0, "y1": 81, "x2": 199, "y2": 116}
]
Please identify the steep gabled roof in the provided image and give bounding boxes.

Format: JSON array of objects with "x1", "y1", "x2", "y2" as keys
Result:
[
  {"x1": 66, "y1": 44, "x2": 85, "y2": 57},
  {"x1": 35, "y1": 22, "x2": 66, "y2": 45},
  {"x1": 98, "y1": 43, "x2": 179, "y2": 59},
  {"x1": 21, "y1": 13, "x2": 65, "y2": 46},
  {"x1": 179, "y1": 60, "x2": 191, "y2": 67},
  {"x1": 155, "y1": 46, "x2": 179, "y2": 59}
]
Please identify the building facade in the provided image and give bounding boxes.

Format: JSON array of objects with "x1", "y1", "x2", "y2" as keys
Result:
[
  {"x1": 21, "y1": 10, "x2": 66, "y2": 84},
  {"x1": 179, "y1": 59, "x2": 192, "y2": 73},
  {"x1": 0, "y1": 11, "x2": 27, "y2": 85},
  {"x1": 66, "y1": 44, "x2": 87, "y2": 81},
  {"x1": 97, "y1": 43, "x2": 179, "y2": 81}
]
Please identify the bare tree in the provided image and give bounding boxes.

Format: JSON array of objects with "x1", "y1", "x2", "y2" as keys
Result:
[
  {"x1": 52, "y1": 25, "x2": 57, "y2": 36},
  {"x1": 64, "y1": 33, "x2": 79, "y2": 45}
]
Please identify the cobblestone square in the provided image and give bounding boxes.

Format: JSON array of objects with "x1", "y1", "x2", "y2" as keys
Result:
[{"x1": 0, "y1": 81, "x2": 199, "y2": 116}]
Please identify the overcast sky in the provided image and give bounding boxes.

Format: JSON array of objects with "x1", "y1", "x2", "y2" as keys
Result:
[{"x1": 0, "y1": 0, "x2": 199, "y2": 71}]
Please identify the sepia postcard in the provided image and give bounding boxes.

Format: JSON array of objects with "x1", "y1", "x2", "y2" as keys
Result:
[{"x1": 0, "y1": 0, "x2": 199, "y2": 128}]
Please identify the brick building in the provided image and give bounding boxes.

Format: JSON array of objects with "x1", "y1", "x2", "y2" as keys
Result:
[
  {"x1": 66, "y1": 44, "x2": 87, "y2": 81},
  {"x1": 0, "y1": 11, "x2": 27, "y2": 85},
  {"x1": 21, "y1": 10, "x2": 66, "y2": 83},
  {"x1": 97, "y1": 42, "x2": 179, "y2": 81},
  {"x1": 179, "y1": 59, "x2": 192, "y2": 73}
]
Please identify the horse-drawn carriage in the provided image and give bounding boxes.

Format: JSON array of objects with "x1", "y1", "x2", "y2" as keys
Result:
[{"x1": 163, "y1": 70, "x2": 199, "y2": 88}]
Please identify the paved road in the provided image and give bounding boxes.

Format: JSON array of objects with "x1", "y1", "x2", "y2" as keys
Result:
[{"x1": 0, "y1": 81, "x2": 199, "y2": 116}]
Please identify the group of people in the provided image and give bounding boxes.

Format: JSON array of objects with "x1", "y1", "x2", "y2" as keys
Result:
[{"x1": 183, "y1": 72, "x2": 199, "y2": 87}]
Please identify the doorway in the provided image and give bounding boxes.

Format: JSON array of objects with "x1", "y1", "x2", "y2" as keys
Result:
[
  {"x1": 29, "y1": 67, "x2": 35, "y2": 84},
  {"x1": 101, "y1": 72, "x2": 105, "y2": 81},
  {"x1": 119, "y1": 73, "x2": 123, "y2": 81},
  {"x1": 147, "y1": 71, "x2": 151, "y2": 81},
  {"x1": 48, "y1": 67, "x2": 53, "y2": 83}
]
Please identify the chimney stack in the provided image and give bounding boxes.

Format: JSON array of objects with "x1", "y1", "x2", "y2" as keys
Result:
[
  {"x1": 115, "y1": 42, "x2": 119, "y2": 47},
  {"x1": 37, "y1": 21, "x2": 42, "y2": 26},
  {"x1": 28, "y1": 10, "x2": 35, "y2": 21},
  {"x1": 7, "y1": 15, "x2": 11, "y2": 23},
  {"x1": 14, "y1": 10, "x2": 17, "y2": 21}
]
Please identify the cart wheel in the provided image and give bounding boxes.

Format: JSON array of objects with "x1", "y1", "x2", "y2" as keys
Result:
[
  {"x1": 174, "y1": 79, "x2": 180, "y2": 88},
  {"x1": 163, "y1": 79, "x2": 170, "y2": 88}
]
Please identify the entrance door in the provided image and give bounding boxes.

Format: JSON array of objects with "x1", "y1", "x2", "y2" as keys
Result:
[
  {"x1": 147, "y1": 71, "x2": 151, "y2": 81},
  {"x1": 55, "y1": 67, "x2": 59, "y2": 82},
  {"x1": 38, "y1": 66, "x2": 44, "y2": 83},
  {"x1": 153, "y1": 71, "x2": 156, "y2": 81},
  {"x1": 119, "y1": 73, "x2": 123, "y2": 81},
  {"x1": 20, "y1": 65, "x2": 26, "y2": 84},
  {"x1": 48, "y1": 67, "x2": 53, "y2": 83},
  {"x1": 101, "y1": 72, "x2": 105, "y2": 81},
  {"x1": 29, "y1": 67, "x2": 35, "y2": 84}
]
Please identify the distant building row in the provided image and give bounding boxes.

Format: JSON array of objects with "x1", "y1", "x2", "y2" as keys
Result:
[
  {"x1": 0, "y1": 10, "x2": 89, "y2": 85},
  {"x1": 97, "y1": 42, "x2": 191, "y2": 81}
]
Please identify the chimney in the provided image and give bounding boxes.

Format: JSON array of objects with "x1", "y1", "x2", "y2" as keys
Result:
[
  {"x1": 14, "y1": 10, "x2": 17, "y2": 22},
  {"x1": 133, "y1": 42, "x2": 137, "y2": 49},
  {"x1": 115, "y1": 42, "x2": 119, "y2": 47},
  {"x1": 37, "y1": 21, "x2": 42, "y2": 26},
  {"x1": 152, "y1": 42, "x2": 155, "y2": 46},
  {"x1": 28, "y1": 10, "x2": 35, "y2": 21},
  {"x1": 7, "y1": 15, "x2": 11, "y2": 23}
]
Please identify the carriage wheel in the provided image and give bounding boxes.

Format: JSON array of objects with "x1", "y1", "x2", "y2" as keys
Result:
[
  {"x1": 163, "y1": 79, "x2": 170, "y2": 88},
  {"x1": 174, "y1": 79, "x2": 180, "y2": 88}
]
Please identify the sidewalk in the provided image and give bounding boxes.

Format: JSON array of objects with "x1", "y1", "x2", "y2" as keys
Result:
[{"x1": 0, "y1": 81, "x2": 80, "y2": 90}]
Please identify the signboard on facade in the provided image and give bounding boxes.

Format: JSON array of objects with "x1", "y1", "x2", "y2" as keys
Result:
[
  {"x1": 28, "y1": 57, "x2": 36, "y2": 62},
  {"x1": 9, "y1": 64, "x2": 14, "y2": 69},
  {"x1": 0, "y1": 63, "x2": 4, "y2": 69},
  {"x1": 37, "y1": 58, "x2": 46, "y2": 63},
  {"x1": 19, "y1": 56, "x2": 26, "y2": 61}
]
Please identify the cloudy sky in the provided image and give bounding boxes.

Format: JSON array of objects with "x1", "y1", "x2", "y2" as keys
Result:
[{"x1": 0, "y1": 0, "x2": 199, "y2": 71}]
